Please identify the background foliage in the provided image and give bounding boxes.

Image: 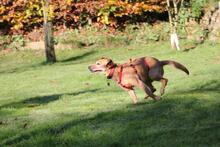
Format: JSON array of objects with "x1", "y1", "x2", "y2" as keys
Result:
[
  {"x1": 0, "y1": 0, "x2": 219, "y2": 48},
  {"x1": 0, "y1": 0, "x2": 168, "y2": 34}
]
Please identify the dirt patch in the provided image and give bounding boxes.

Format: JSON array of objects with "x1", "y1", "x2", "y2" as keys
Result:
[
  {"x1": 24, "y1": 41, "x2": 75, "y2": 50},
  {"x1": 24, "y1": 41, "x2": 45, "y2": 50}
]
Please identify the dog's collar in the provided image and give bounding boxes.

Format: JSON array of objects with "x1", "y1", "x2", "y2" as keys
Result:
[
  {"x1": 107, "y1": 67, "x2": 115, "y2": 79},
  {"x1": 106, "y1": 64, "x2": 117, "y2": 79}
]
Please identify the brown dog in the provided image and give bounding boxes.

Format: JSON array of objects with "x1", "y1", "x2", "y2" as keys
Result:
[{"x1": 88, "y1": 57, "x2": 189, "y2": 104}]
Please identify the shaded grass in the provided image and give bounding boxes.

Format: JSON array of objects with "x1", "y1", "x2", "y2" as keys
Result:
[
  {"x1": 0, "y1": 41, "x2": 220, "y2": 146},
  {"x1": 0, "y1": 89, "x2": 100, "y2": 109}
]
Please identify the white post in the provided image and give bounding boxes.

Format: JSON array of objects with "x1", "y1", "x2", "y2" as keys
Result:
[
  {"x1": 219, "y1": 1, "x2": 220, "y2": 11},
  {"x1": 170, "y1": 33, "x2": 180, "y2": 50}
]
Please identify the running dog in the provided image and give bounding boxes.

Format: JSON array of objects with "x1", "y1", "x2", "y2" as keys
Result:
[{"x1": 88, "y1": 57, "x2": 189, "y2": 104}]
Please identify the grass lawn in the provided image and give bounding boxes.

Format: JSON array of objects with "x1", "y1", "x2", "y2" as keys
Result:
[{"x1": 0, "y1": 41, "x2": 220, "y2": 147}]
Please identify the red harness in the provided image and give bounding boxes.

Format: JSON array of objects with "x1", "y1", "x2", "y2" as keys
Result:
[
  {"x1": 118, "y1": 66, "x2": 134, "y2": 90},
  {"x1": 107, "y1": 60, "x2": 150, "y2": 90}
]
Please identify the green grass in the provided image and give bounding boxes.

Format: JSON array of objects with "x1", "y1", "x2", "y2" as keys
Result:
[{"x1": 0, "y1": 41, "x2": 220, "y2": 147}]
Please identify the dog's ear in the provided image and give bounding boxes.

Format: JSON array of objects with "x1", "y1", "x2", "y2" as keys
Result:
[
  {"x1": 101, "y1": 57, "x2": 107, "y2": 59},
  {"x1": 106, "y1": 59, "x2": 114, "y2": 68}
]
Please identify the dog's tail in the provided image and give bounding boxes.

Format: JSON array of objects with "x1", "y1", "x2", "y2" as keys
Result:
[{"x1": 160, "y1": 60, "x2": 189, "y2": 75}]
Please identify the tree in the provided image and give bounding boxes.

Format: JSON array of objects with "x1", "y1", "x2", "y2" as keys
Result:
[
  {"x1": 167, "y1": 0, "x2": 184, "y2": 50},
  {"x1": 43, "y1": 0, "x2": 56, "y2": 62}
]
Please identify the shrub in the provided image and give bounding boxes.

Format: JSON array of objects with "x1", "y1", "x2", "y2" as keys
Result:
[
  {"x1": 0, "y1": 35, "x2": 25, "y2": 51},
  {"x1": 0, "y1": 0, "x2": 167, "y2": 34},
  {"x1": 55, "y1": 22, "x2": 170, "y2": 49}
]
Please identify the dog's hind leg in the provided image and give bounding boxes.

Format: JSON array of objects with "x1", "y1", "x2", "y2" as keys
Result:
[
  {"x1": 137, "y1": 80, "x2": 160, "y2": 100},
  {"x1": 144, "y1": 81, "x2": 156, "y2": 99},
  {"x1": 148, "y1": 67, "x2": 168, "y2": 96},
  {"x1": 160, "y1": 78, "x2": 168, "y2": 96},
  {"x1": 135, "y1": 71, "x2": 156, "y2": 99},
  {"x1": 128, "y1": 90, "x2": 138, "y2": 104}
]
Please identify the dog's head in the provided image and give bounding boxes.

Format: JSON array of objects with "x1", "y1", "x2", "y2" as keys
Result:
[{"x1": 88, "y1": 57, "x2": 115, "y2": 73}]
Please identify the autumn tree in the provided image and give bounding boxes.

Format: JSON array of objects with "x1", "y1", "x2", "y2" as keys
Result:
[{"x1": 0, "y1": 0, "x2": 167, "y2": 34}]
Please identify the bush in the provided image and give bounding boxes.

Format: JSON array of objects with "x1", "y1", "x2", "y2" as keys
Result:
[
  {"x1": 0, "y1": 35, "x2": 10, "y2": 51},
  {"x1": 0, "y1": 0, "x2": 167, "y2": 34},
  {"x1": 55, "y1": 22, "x2": 170, "y2": 49},
  {"x1": 0, "y1": 35, "x2": 25, "y2": 51}
]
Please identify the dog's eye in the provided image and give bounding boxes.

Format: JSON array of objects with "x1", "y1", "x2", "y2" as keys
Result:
[{"x1": 96, "y1": 62, "x2": 100, "y2": 65}]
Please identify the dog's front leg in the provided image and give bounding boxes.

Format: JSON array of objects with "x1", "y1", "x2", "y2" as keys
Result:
[{"x1": 128, "y1": 90, "x2": 138, "y2": 104}]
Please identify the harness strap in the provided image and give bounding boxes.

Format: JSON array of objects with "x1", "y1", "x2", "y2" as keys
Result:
[
  {"x1": 144, "y1": 60, "x2": 150, "y2": 69},
  {"x1": 107, "y1": 59, "x2": 150, "y2": 90},
  {"x1": 118, "y1": 66, "x2": 133, "y2": 90},
  {"x1": 118, "y1": 66, "x2": 123, "y2": 84}
]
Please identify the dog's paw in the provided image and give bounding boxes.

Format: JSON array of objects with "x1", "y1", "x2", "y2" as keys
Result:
[
  {"x1": 155, "y1": 96, "x2": 161, "y2": 101},
  {"x1": 132, "y1": 101, "x2": 138, "y2": 105}
]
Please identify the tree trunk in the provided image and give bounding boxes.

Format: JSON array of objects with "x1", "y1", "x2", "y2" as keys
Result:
[
  {"x1": 167, "y1": 0, "x2": 173, "y2": 32},
  {"x1": 43, "y1": 0, "x2": 56, "y2": 63}
]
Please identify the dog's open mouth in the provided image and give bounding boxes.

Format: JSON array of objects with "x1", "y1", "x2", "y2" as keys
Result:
[
  {"x1": 92, "y1": 69, "x2": 103, "y2": 73},
  {"x1": 88, "y1": 66, "x2": 103, "y2": 73}
]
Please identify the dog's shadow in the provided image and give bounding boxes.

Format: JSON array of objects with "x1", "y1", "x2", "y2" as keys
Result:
[{"x1": 0, "y1": 88, "x2": 100, "y2": 109}]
